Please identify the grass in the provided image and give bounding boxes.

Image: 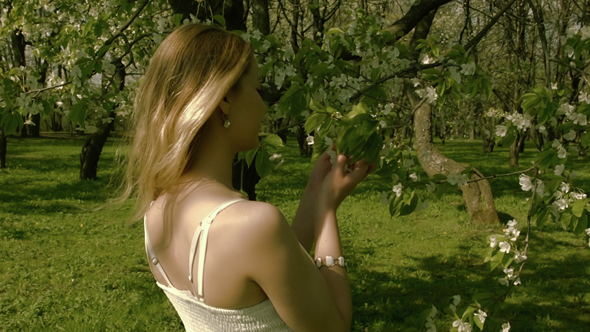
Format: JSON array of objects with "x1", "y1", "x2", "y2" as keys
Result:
[{"x1": 1, "y1": 134, "x2": 589, "y2": 331}]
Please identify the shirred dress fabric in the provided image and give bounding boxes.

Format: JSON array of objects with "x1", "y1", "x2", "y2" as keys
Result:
[{"x1": 145, "y1": 199, "x2": 293, "y2": 332}]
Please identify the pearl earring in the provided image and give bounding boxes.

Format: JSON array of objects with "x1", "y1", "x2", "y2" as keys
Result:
[{"x1": 221, "y1": 114, "x2": 230, "y2": 128}]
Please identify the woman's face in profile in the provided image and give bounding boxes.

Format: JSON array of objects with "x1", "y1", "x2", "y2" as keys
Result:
[{"x1": 226, "y1": 55, "x2": 268, "y2": 151}]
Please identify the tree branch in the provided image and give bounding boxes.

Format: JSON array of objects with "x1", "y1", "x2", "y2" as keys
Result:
[
  {"x1": 467, "y1": 166, "x2": 535, "y2": 183},
  {"x1": 385, "y1": 0, "x2": 453, "y2": 42},
  {"x1": 99, "y1": 0, "x2": 150, "y2": 60},
  {"x1": 464, "y1": 0, "x2": 518, "y2": 56},
  {"x1": 25, "y1": 81, "x2": 72, "y2": 95}
]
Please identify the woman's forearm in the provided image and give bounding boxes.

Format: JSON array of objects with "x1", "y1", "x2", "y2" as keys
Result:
[
  {"x1": 291, "y1": 185, "x2": 317, "y2": 252},
  {"x1": 314, "y1": 207, "x2": 352, "y2": 330}
]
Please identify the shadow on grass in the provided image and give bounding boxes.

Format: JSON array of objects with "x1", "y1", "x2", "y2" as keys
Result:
[{"x1": 349, "y1": 241, "x2": 590, "y2": 331}]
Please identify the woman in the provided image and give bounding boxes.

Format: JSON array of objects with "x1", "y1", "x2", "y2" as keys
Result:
[{"x1": 123, "y1": 23, "x2": 372, "y2": 331}]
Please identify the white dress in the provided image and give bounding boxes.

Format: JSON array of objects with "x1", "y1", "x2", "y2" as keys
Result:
[{"x1": 144, "y1": 199, "x2": 293, "y2": 332}]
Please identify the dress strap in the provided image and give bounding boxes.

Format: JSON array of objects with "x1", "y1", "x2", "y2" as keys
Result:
[
  {"x1": 144, "y1": 202, "x2": 173, "y2": 287},
  {"x1": 188, "y1": 198, "x2": 245, "y2": 301}
]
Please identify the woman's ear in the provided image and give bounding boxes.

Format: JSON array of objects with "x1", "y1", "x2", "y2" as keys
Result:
[{"x1": 218, "y1": 95, "x2": 231, "y2": 115}]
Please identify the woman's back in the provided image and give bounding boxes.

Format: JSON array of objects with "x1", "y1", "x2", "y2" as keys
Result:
[
  {"x1": 145, "y1": 182, "x2": 270, "y2": 309},
  {"x1": 144, "y1": 182, "x2": 293, "y2": 331}
]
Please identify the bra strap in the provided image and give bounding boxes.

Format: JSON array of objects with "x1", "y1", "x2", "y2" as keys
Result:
[{"x1": 188, "y1": 199, "x2": 245, "y2": 301}]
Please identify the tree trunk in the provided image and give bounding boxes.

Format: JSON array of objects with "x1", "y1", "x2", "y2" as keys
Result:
[
  {"x1": 232, "y1": 157, "x2": 261, "y2": 201},
  {"x1": 0, "y1": 129, "x2": 6, "y2": 169},
  {"x1": 407, "y1": 82, "x2": 499, "y2": 224},
  {"x1": 79, "y1": 60, "x2": 124, "y2": 180},
  {"x1": 508, "y1": 131, "x2": 523, "y2": 168},
  {"x1": 80, "y1": 123, "x2": 113, "y2": 180},
  {"x1": 251, "y1": 0, "x2": 270, "y2": 35}
]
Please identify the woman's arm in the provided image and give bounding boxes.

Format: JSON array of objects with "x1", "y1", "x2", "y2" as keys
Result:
[
  {"x1": 291, "y1": 152, "x2": 332, "y2": 251},
  {"x1": 247, "y1": 154, "x2": 370, "y2": 331}
]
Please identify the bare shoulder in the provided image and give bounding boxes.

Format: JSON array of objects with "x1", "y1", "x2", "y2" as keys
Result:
[{"x1": 229, "y1": 201, "x2": 290, "y2": 244}]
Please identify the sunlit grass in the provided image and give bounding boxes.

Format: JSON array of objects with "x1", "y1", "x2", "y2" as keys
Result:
[{"x1": 1, "y1": 135, "x2": 589, "y2": 331}]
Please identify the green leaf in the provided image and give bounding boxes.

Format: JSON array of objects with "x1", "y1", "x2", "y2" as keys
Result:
[
  {"x1": 262, "y1": 134, "x2": 284, "y2": 148},
  {"x1": 489, "y1": 251, "x2": 505, "y2": 270},
  {"x1": 1, "y1": 111, "x2": 23, "y2": 135},
  {"x1": 571, "y1": 198, "x2": 587, "y2": 218},
  {"x1": 244, "y1": 147, "x2": 258, "y2": 167},
  {"x1": 309, "y1": 99, "x2": 326, "y2": 113},
  {"x1": 255, "y1": 147, "x2": 272, "y2": 178},
  {"x1": 502, "y1": 130, "x2": 516, "y2": 147},
  {"x1": 96, "y1": 44, "x2": 111, "y2": 59},
  {"x1": 67, "y1": 101, "x2": 87, "y2": 126},
  {"x1": 560, "y1": 211, "x2": 573, "y2": 230},
  {"x1": 573, "y1": 212, "x2": 588, "y2": 236},
  {"x1": 305, "y1": 113, "x2": 327, "y2": 134},
  {"x1": 212, "y1": 15, "x2": 226, "y2": 27},
  {"x1": 399, "y1": 192, "x2": 419, "y2": 216},
  {"x1": 172, "y1": 13, "x2": 183, "y2": 27}
]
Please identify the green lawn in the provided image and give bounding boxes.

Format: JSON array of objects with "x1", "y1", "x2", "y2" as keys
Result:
[{"x1": 1, "y1": 135, "x2": 589, "y2": 331}]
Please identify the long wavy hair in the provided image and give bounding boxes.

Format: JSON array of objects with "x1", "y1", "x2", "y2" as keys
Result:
[{"x1": 119, "y1": 24, "x2": 252, "y2": 246}]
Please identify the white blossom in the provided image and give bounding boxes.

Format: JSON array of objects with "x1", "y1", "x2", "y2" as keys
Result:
[
  {"x1": 553, "y1": 198, "x2": 568, "y2": 211},
  {"x1": 392, "y1": 183, "x2": 403, "y2": 197},
  {"x1": 421, "y1": 54, "x2": 435, "y2": 64},
  {"x1": 305, "y1": 135, "x2": 314, "y2": 146},
  {"x1": 499, "y1": 241, "x2": 511, "y2": 253},
  {"x1": 495, "y1": 125, "x2": 507, "y2": 137},
  {"x1": 269, "y1": 153, "x2": 281, "y2": 161},
  {"x1": 571, "y1": 192, "x2": 587, "y2": 200},
  {"x1": 506, "y1": 112, "x2": 531, "y2": 131},
  {"x1": 513, "y1": 277, "x2": 521, "y2": 286},
  {"x1": 560, "y1": 182, "x2": 570, "y2": 193},
  {"x1": 415, "y1": 86, "x2": 438, "y2": 104},
  {"x1": 519, "y1": 174, "x2": 533, "y2": 191},
  {"x1": 410, "y1": 173, "x2": 419, "y2": 182},
  {"x1": 475, "y1": 309, "x2": 487, "y2": 324},
  {"x1": 501, "y1": 322, "x2": 511, "y2": 332},
  {"x1": 580, "y1": 91, "x2": 590, "y2": 104},
  {"x1": 551, "y1": 82, "x2": 558, "y2": 90},
  {"x1": 574, "y1": 113, "x2": 588, "y2": 126},
  {"x1": 514, "y1": 251, "x2": 527, "y2": 263},
  {"x1": 452, "y1": 320, "x2": 471, "y2": 332},
  {"x1": 498, "y1": 277, "x2": 509, "y2": 286},
  {"x1": 558, "y1": 146, "x2": 567, "y2": 159},
  {"x1": 563, "y1": 130, "x2": 576, "y2": 141},
  {"x1": 490, "y1": 236, "x2": 498, "y2": 248},
  {"x1": 554, "y1": 164, "x2": 565, "y2": 176}
]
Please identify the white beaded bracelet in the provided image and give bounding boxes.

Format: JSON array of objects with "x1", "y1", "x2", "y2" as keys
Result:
[{"x1": 315, "y1": 256, "x2": 347, "y2": 270}]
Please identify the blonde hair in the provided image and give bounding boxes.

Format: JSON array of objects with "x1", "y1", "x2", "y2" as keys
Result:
[{"x1": 119, "y1": 24, "x2": 252, "y2": 238}]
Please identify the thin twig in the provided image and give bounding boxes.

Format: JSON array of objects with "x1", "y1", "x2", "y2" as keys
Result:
[
  {"x1": 26, "y1": 81, "x2": 72, "y2": 96},
  {"x1": 467, "y1": 166, "x2": 535, "y2": 183}
]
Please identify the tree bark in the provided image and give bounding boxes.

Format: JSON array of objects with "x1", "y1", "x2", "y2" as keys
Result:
[
  {"x1": 405, "y1": 9, "x2": 498, "y2": 224},
  {"x1": 251, "y1": 0, "x2": 270, "y2": 35},
  {"x1": 386, "y1": 0, "x2": 453, "y2": 40},
  {"x1": 79, "y1": 60, "x2": 124, "y2": 180},
  {"x1": 408, "y1": 83, "x2": 499, "y2": 224}
]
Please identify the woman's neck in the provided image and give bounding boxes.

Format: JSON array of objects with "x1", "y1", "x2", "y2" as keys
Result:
[{"x1": 184, "y1": 122, "x2": 235, "y2": 189}]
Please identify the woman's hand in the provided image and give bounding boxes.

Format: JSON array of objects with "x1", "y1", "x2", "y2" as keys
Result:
[
  {"x1": 318, "y1": 154, "x2": 373, "y2": 210},
  {"x1": 305, "y1": 149, "x2": 333, "y2": 194}
]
